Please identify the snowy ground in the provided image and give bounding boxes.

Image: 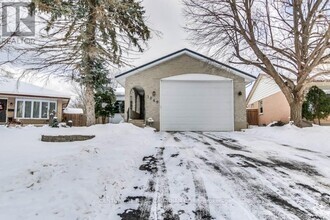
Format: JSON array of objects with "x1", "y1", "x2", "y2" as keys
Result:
[{"x1": 0, "y1": 124, "x2": 329, "y2": 220}]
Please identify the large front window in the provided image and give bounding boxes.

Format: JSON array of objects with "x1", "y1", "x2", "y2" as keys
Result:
[{"x1": 15, "y1": 99, "x2": 57, "y2": 119}]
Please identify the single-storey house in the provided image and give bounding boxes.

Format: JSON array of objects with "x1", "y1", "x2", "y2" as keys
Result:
[
  {"x1": 115, "y1": 48, "x2": 256, "y2": 131},
  {"x1": 0, "y1": 78, "x2": 71, "y2": 125},
  {"x1": 247, "y1": 74, "x2": 330, "y2": 125}
]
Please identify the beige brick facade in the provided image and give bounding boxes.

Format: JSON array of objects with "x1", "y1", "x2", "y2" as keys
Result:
[{"x1": 124, "y1": 54, "x2": 249, "y2": 131}]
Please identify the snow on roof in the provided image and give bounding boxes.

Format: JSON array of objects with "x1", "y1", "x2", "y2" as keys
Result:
[
  {"x1": 324, "y1": 90, "x2": 330, "y2": 94},
  {"x1": 63, "y1": 108, "x2": 84, "y2": 114},
  {"x1": 0, "y1": 77, "x2": 71, "y2": 99},
  {"x1": 114, "y1": 87, "x2": 125, "y2": 96}
]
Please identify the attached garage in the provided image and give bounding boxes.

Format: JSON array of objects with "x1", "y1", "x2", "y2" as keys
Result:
[
  {"x1": 115, "y1": 49, "x2": 256, "y2": 131},
  {"x1": 160, "y1": 74, "x2": 234, "y2": 131}
]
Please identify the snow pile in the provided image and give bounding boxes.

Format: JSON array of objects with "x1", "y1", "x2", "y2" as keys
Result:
[
  {"x1": 242, "y1": 124, "x2": 330, "y2": 154},
  {"x1": 0, "y1": 77, "x2": 71, "y2": 99},
  {"x1": 0, "y1": 124, "x2": 161, "y2": 219},
  {"x1": 63, "y1": 108, "x2": 84, "y2": 114}
]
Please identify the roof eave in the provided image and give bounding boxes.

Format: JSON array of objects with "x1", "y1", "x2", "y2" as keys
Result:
[
  {"x1": 0, "y1": 92, "x2": 71, "y2": 100},
  {"x1": 115, "y1": 49, "x2": 256, "y2": 83}
]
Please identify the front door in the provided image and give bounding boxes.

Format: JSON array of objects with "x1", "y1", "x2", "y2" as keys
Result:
[{"x1": 0, "y1": 99, "x2": 7, "y2": 123}]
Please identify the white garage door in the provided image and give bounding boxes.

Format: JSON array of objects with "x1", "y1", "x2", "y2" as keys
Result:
[{"x1": 160, "y1": 74, "x2": 234, "y2": 131}]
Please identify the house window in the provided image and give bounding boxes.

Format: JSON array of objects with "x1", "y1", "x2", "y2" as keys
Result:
[
  {"x1": 41, "y1": 102, "x2": 49, "y2": 118},
  {"x1": 15, "y1": 99, "x2": 57, "y2": 119},
  {"x1": 24, "y1": 101, "x2": 32, "y2": 118},
  {"x1": 33, "y1": 102, "x2": 40, "y2": 118},
  {"x1": 50, "y1": 102, "x2": 56, "y2": 113},
  {"x1": 259, "y1": 100, "x2": 264, "y2": 114},
  {"x1": 16, "y1": 101, "x2": 23, "y2": 118}
]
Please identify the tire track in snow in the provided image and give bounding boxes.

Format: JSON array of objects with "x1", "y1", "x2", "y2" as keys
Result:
[
  {"x1": 187, "y1": 161, "x2": 213, "y2": 220},
  {"x1": 154, "y1": 146, "x2": 180, "y2": 219},
  {"x1": 119, "y1": 196, "x2": 153, "y2": 220},
  {"x1": 131, "y1": 133, "x2": 180, "y2": 220},
  {"x1": 173, "y1": 133, "x2": 214, "y2": 220},
  {"x1": 119, "y1": 134, "x2": 179, "y2": 220},
  {"x1": 183, "y1": 132, "x2": 323, "y2": 219}
]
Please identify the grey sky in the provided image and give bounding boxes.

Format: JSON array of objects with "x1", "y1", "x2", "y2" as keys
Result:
[{"x1": 133, "y1": 0, "x2": 192, "y2": 66}]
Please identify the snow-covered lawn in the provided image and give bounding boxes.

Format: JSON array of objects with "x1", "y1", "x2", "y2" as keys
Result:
[{"x1": 0, "y1": 124, "x2": 329, "y2": 219}]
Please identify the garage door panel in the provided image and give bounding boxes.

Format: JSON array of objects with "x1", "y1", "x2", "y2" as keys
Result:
[{"x1": 160, "y1": 80, "x2": 234, "y2": 131}]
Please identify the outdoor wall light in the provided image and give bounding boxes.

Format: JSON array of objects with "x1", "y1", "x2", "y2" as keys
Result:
[
  {"x1": 152, "y1": 91, "x2": 156, "y2": 96},
  {"x1": 238, "y1": 91, "x2": 243, "y2": 96}
]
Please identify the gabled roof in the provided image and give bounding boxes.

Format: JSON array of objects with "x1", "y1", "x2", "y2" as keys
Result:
[
  {"x1": 115, "y1": 48, "x2": 256, "y2": 85},
  {"x1": 246, "y1": 74, "x2": 281, "y2": 105},
  {"x1": 247, "y1": 74, "x2": 330, "y2": 105},
  {"x1": 0, "y1": 78, "x2": 71, "y2": 99}
]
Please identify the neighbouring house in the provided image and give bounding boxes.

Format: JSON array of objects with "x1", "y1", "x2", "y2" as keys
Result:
[
  {"x1": 246, "y1": 74, "x2": 330, "y2": 126},
  {"x1": 0, "y1": 78, "x2": 71, "y2": 125},
  {"x1": 115, "y1": 48, "x2": 256, "y2": 131}
]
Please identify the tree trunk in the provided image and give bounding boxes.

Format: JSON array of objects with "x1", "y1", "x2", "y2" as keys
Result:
[
  {"x1": 84, "y1": 1, "x2": 97, "y2": 126},
  {"x1": 102, "y1": 116, "x2": 106, "y2": 124},
  {"x1": 85, "y1": 83, "x2": 96, "y2": 126},
  {"x1": 290, "y1": 100, "x2": 303, "y2": 127}
]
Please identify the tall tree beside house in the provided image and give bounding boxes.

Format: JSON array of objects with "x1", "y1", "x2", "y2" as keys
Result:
[
  {"x1": 28, "y1": 0, "x2": 150, "y2": 126},
  {"x1": 302, "y1": 86, "x2": 330, "y2": 125},
  {"x1": 184, "y1": 0, "x2": 330, "y2": 127}
]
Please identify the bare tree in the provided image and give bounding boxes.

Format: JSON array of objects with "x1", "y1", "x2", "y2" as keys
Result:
[
  {"x1": 184, "y1": 0, "x2": 330, "y2": 126},
  {"x1": 69, "y1": 83, "x2": 88, "y2": 114},
  {"x1": 24, "y1": 0, "x2": 150, "y2": 126}
]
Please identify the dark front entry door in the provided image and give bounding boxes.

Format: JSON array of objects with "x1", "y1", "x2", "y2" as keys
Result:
[{"x1": 0, "y1": 99, "x2": 7, "y2": 123}]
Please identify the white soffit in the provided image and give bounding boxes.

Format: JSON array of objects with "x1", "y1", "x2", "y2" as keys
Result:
[
  {"x1": 248, "y1": 76, "x2": 281, "y2": 105},
  {"x1": 161, "y1": 73, "x2": 232, "y2": 81}
]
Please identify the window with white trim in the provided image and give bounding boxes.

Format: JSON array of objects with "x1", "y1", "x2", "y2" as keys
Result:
[{"x1": 15, "y1": 99, "x2": 57, "y2": 119}]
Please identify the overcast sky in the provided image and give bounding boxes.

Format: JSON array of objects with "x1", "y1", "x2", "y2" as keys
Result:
[{"x1": 136, "y1": 0, "x2": 191, "y2": 65}]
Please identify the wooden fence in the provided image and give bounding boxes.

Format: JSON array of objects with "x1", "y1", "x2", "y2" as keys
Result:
[
  {"x1": 247, "y1": 109, "x2": 259, "y2": 126},
  {"x1": 63, "y1": 114, "x2": 87, "y2": 127}
]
